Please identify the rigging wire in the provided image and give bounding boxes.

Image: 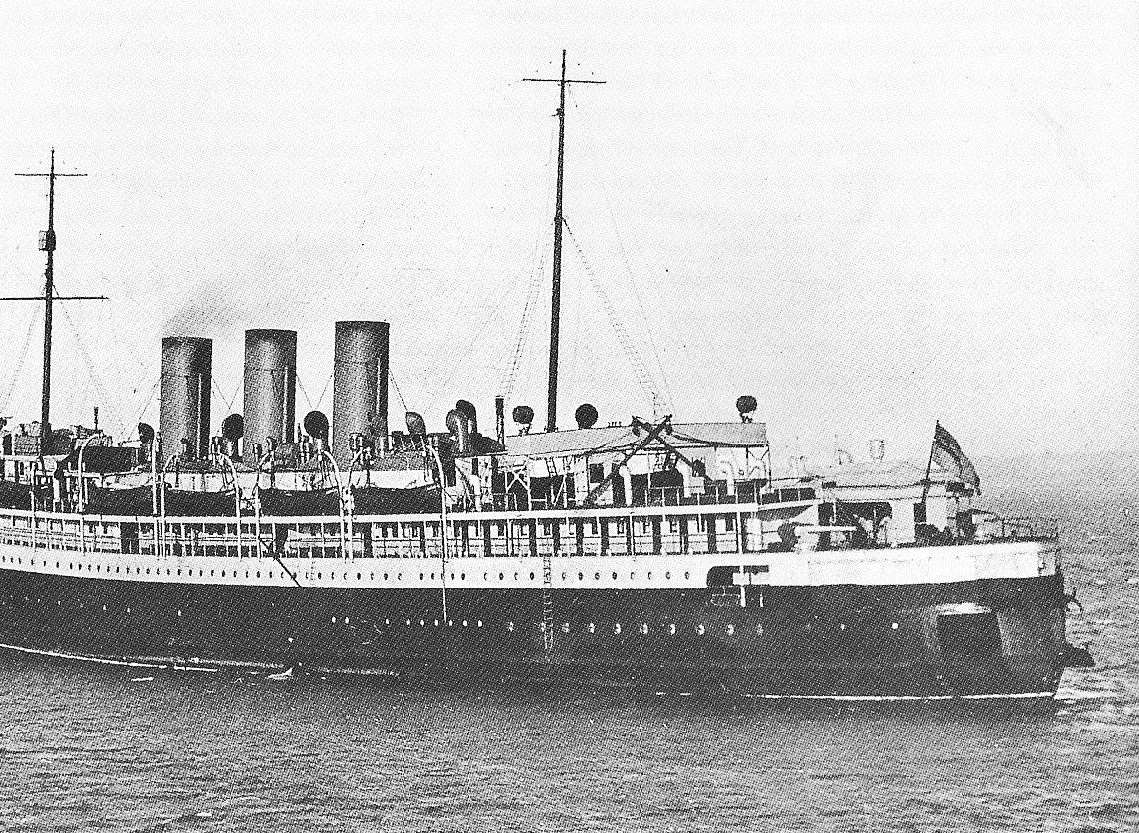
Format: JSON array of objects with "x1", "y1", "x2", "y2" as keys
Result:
[
  {"x1": 388, "y1": 368, "x2": 408, "y2": 413},
  {"x1": 499, "y1": 117, "x2": 561, "y2": 402},
  {"x1": 568, "y1": 87, "x2": 676, "y2": 410},
  {"x1": 296, "y1": 373, "x2": 315, "y2": 412},
  {"x1": 562, "y1": 220, "x2": 658, "y2": 406},
  {"x1": 212, "y1": 377, "x2": 238, "y2": 414},
  {"x1": 128, "y1": 376, "x2": 161, "y2": 438},
  {"x1": 314, "y1": 370, "x2": 334, "y2": 410},
  {"x1": 56, "y1": 287, "x2": 120, "y2": 420},
  {"x1": 0, "y1": 312, "x2": 38, "y2": 416}
]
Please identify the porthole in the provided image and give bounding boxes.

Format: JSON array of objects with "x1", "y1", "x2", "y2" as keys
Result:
[
  {"x1": 499, "y1": 573, "x2": 504, "y2": 580},
  {"x1": 462, "y1": 620, "x2": 469, "y2": 627},
  {"x1": 891, "y1": 622, "x2": 899, "y2": 630},
  {"x1": 696, "y1": 624, "x2": 706, "y2": 635},
  {"x1": 726, "y1": 624, "x2": 735, "y2": 636}
]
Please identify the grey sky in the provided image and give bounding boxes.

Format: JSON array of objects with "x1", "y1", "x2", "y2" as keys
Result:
[{"x1": 1, "y1": 2, "x2": 1135, "y2": 466}]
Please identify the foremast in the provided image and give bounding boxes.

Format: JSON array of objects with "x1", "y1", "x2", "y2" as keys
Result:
[{"x1": 9, "y1": 150, "x2": 102, "y2": 459}]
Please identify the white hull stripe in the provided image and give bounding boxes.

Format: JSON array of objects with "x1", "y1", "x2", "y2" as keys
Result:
[{"x1": 0, "y1": 641, "x2": 218, "y2": 672}]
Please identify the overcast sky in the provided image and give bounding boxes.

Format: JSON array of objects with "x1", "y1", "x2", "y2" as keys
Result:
[{"x1": 0, "y1": 2, "x2": 1135, "y2": 467}]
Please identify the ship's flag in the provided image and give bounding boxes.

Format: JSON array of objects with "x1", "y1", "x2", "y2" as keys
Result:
[{"x1": 930, "y1": 422, "x2": 981, "y2": 494}]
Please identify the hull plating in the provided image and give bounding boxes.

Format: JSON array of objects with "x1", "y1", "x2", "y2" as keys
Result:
[{"x1": 0, "y1": 566, "x2": 1066, "y2": 699}]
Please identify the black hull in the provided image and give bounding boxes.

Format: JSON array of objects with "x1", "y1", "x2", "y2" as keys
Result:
[{"x1": 0, "y1": 566, "x2": 1068, "y2": 700}]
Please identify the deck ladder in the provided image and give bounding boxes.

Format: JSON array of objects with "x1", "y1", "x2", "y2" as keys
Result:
[{"x1": 541, "y1": 549, "x2": 554, "y2": 657}]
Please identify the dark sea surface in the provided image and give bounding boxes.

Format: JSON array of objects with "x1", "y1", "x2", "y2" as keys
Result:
[{"x1": 0, "y1": 482, "x2": 1135, "y2": 833}]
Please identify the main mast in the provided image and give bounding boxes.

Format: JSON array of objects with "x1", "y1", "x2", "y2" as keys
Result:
[
  {"x1": 524, "y1": 51, "x2": 604, "y2": 433},
  {"x1": 548, "y1": 51, "x2": 567, "y2": 434}
]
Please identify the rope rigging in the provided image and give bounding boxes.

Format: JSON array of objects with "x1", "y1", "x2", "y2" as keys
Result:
[
  {"x1": 0, "y1": 312, "x2": 38, "y2": 416},
  {"x1": 569, "y1": 87, "x2": 675, "y2": 410},
  {"x1": 562, "y1": 219, "x2": 659, "y2": 406},
  {"x1": 497, "y1": 115, "x2": 561, "y2": 404}
]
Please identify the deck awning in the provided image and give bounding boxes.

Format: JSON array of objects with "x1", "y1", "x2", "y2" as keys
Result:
[{"x1": 502, "y1": 422, "x2": 767, "y2": 460}]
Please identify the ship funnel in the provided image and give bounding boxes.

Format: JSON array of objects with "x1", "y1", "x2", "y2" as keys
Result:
[
  {"x1": 332, "y1": 321, "x2": 389, "y2": 465},
  {"x1": 159, "y1": 337, "x2": 213, "y2": 459},
  {"x1": 242, "y1": 329, "x2": 297, "y2": 461}
]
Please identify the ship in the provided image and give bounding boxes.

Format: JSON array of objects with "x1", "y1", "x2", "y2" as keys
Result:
[{"x1": 0, "y1": 53, "x2": 1093, "y2": 701}]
